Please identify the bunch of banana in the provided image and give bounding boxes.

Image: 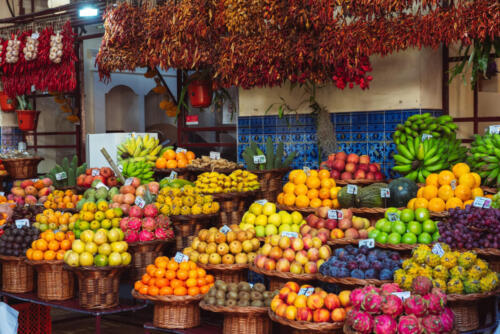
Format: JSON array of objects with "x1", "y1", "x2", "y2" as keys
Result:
[
  {"x1": 393, "y1": 114, "x2": 458, "y2": 145},
  {"x1": 121, "y1": 160, "x2": 155, "y2": 184},
  {"x1": 392, "y1": 136, "x2": 465, "y2": 182},
  {"x1": 116, "y1": 134, "x2": 165, "y2": 166},
  {"x1": 467, "y1": 133, "x2": 500, "y2": 187}
]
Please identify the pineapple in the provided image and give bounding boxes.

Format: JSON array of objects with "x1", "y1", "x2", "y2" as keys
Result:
[
  {"x1": 449, "y1": 266, "x2": 467, "y2": 281},
  {"x1": 447, "y1": 278, "x2": 464, "y2": 294},
  {"x1": 441, "y1": 252, "x2": 457, "y2": 269},
  {"x1": 432, "y1": 265, "x2": 449, "y2": 281},
  {"x1": 467, "y1": 265, "x2": 484, "y2": 280},
  {"x1": 433, "y1": 279, "x2": 447, "y2": 292},
  {"x1": 464, "y1": 279, "x2": 481, "y2": 294},
  {"x1": 458, "y1": 251, "x2": 477, "y2": 269},
  {"x1": 425, "y1": 254, "x2": 440, "y2": 267}
]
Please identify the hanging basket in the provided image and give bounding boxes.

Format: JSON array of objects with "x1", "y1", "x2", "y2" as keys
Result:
[
  {"x1": 16, "y1": 110, "x2": 40, "y2": 131},
  {"x1": 0, "y1": 92, "x2": 16, "y2": 112},
  {"x1": 188, "y1": 80, "x2": 212, "y2": 108}
]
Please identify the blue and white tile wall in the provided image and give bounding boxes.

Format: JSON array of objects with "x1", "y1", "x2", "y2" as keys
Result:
[
  {"x1": 237, "y1": 109, "x2": 442, "y2": 178},
  {"x1": 0, "y1": 127, "x2": 23, "y2": 149}
]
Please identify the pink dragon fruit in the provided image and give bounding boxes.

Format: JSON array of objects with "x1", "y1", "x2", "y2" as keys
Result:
[
  {"x1": 139, "y1": 230, "x2": 154, "y2": 242},
  {"x1": 124, "y1": 230, "x2": 139, "y2": 243},
  {"x1": 154, "y1": 228, "x2": 168, "y2": 240},
  {"x1": 411, "y1": 276, "x2": 433, "y2": 295},
  {"x1": 423, "y1": 293, "x2": 445, "y2": 315},
  {"x1": 142, "y1": 217, "x2": 157, "y2": 231},
  {"x1": 361, "y1": 293, "x2": 383, "y2": 314},
  {"x1": 350, "y1": 288, "x2": 367, "y2": 309},
  {"x1": 144, "y1": 204, "x2": 159, "y2": 218},
  {"x1": 120, "y1": 217, "x2": 130, "y2": 231},
  {"x1": 374, "y1": 314, "x2": 397, "y2": 334},
  {"x1": 397, "y1": 315, "x2": 421, "y2": 334},
  {"x1": 431, "y1": 287, "x2": 447, "y2": 305},
  {"x1": 129, "y1": 205, "x2": 144, "y2": 218},
  {"x1": 380, "y1": 294, "x2": 404, "y2": 318},
  {"x1": 157, "y1": 215, "x2": 171, "y2": 229},
  {"x1": 404, "y1": 295, "x2": 428, "y2": 317},
  {"x1": 362, "y1": 285, "x2": 381, "y2": 295},
  {"x1": 380, "y1": 283, "x2": 402, "y2": 296},
  {"x1": 127, "y1": 217, "x2": 142, "y2": 231},
  {"x1": 439, "y1": 308, "x2": 454, "y2": 332},
  {"x1": 422, "y1": 314, "x2": 442, "y2": 334},
  {"x1": 350, "y1": 311, "x2": 374, "y2": 334}
]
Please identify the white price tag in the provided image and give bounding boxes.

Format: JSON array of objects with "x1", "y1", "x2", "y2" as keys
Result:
[
  {"x1": 31, "y1": 178, "x2": 38, "y2": 182},
  {"x1": 450, "y1": 180, "x2": 457, "y2": 191},
  {"x1": 432, "y1": 243, "x2": 445, "y2": 257},
  {"x1": 387, "y1": 212, "x2": 399, "y2": 222},
  {"x1": 392, "y1": 291, "x2": 411, "y2": 301},
  {"x1": 0, "y1": 192, "x2": 4, "y2": 196},
  {"x1": 303, "y1": 167, "x2": 310, "y2": 176},
  {"x1": 488, "y1": 125, "x2": 500, "y2": 134},
  {"x1": 219, "y1": 225, "x2": 231, "y2": 234},
  {"x1": 55, "y1": 171, "x2": 67, "y2": 180},
  {"x1": 380, "y1": 188, "x2": 390, "y2": 198},
  {"x1": 473, "y1": 197, "x2": 491, "y2": 209},
  {"x1": 118, "y1": 165, "x2": 123, "y2": 172},
  {"x1": 249, "y1": 283, "x2": 254, "y2": 288},
  {"x1": 210, "y1": 152, "x2": 220, "y2": 160},
  {"x1": 168, "y1": 171, "x2": 178, "y2": 180},
  {"x1": 421, "y1": 133, "x2": 433, "y2": 141},
  {"x1": 15, "y1": 219, "x2": 29, "y2": 228},
  {"x1": 92, "y1": 169, "x2": 100, "y2": 176},
  {"x1": 174, "y1": 252, "x2": 189, "y2": 263},
  {"x1": 359, "y1": 238, "x2": 375, "y2": 248},
  {"x1": 255, "y1": 199, "x2": 268, "y2": 205},
  {"x1": 281, "y1": 231, "x2": 298, "y2": 238},
  {"x1": 327, "y1": 210, "x2": 343, "y2": 220},
  {"x1": 253, "y1": 155, "x2": 266, "y2": 164},
  {"x1": 125, "y1": 178, "x2": 133, "y2": 186},
  {"x1": 176, "y1": 148, "x2": 187, "y2": 154},
  {"x1": 95, "y1": 182, "x2": 109, "y2": 190},
  {"x1": 298, "y1": 287, "x2": 314, "y2": 296},
  {"x1": 135, "y1": 196, "x2": 146, "y2": 208},
  {"x1": 347, "y1": 184, "x2": 358, "y2": 195}
]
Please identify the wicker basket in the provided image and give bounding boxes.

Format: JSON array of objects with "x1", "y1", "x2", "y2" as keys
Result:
[
  {"x1": 128, "y1": 239, "x2": 173, "y2": 281},
  {"x1": 200, "y1": 301, "x2": 271, "y2": 334},
  {"x1": 277, "y1": 204, "x2": 316, "y2": 215},
  {"x1": 250, "y1": 263, "x2": 317, "y2": 291},
  {"x1": 268, "y1": 309, "x2": 343, "y2": 333},
  {"x1": 171, "y1": 214, "x2": 217, "y2": 251},
  {"x1": 26, "y1": 260, "x2": 74, "y2": 300},
  {"x1": 197, "y1": 262, "x2": 248, "y2": 283},
  {"x1": 317, "y1": 274, "x2": 391, "y2": 288},
  {"x1": 2, "y1": 157, "x2": 43, "y2": 180},
  {"x1": 251, "y1": 168, "x2": 290, "y2": 203},
  {"x1": 470, "y1": 248, "x2": 500, "y2": 273},
  {"x1": 65, "y1": 265, "x2": 127, "y2": 309},
  {"x1": 335, "y1": 179, "x2": 388, "y2": 186},
  {"x1": 209, "y1": 191, "x2": 257, "y2": 227},
  {"x1": 0, "y1": 255, "x2": 34, "y2": 293},
  {"x1": 132, "y1": 289, "x2": 203, "y2": 329},
  {"x1": 154, "y1": 168, "x2": 194, "y2": 181}
]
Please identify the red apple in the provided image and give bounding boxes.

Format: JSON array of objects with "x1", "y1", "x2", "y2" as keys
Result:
[
  {"x1": 338, "y1": 218, "x2": 352, "y2": 230},
  {"x1": 269, "y1": 246, "x2": 283, "y2": 260},
  {"x1": 346, "y1": 153, "x2": 359, "y2": 164},
  {"x1": 366, "y1": 172, "x2": 375, "y2": 180},
  {"x1": 374, "y1": 171, "x2": 384, "y2": 180},
  {"x1": 283, "y1": 248, "x2": 296, "y2": 262},
  {"x1": 359, "y1": 155, "x2": 370, "y2": 164},
  {"x1": 302, "y1": 235, "x2": 314, "y2": 250},
  {"x1": 307, "y1": 248, "x2": 319, "y2": 261},
  {"x1": 324, "y1": 294, "x2": 341, "y2": 311},
  {"x1": 296, "y1": 307, "x2": 313, "y2": 321},
  {"x1": 316, "y1": 219, "x2": 325, "y2": 229},
  {"x1": 77, "y1": 174, "x2": 86, "y2": 187},
  {"x1": 336, "y1": 152, "x2": 347, "y2": 161},
  {"x1": 260, "y1": 244, "x2": 272, "y2": 256},
  {"x1": 100, "y1": 167, "x2": 113, "y2": 178},
  {"x1": 358, "y1": 163, "x2": 369, "y2": 172},
  {"x1": 307, "y1": 293, "x2": 324, "y2": 310},
  {"x1": 317, "y1": 231, "x2": 329, "y2": 244},
  {"x1": 276, "y1": 258, "x2": 291, "y2": 272},
  {"x1": 290, "y1": 261, "x2": 304, "y2": 274},
  {"x1": 264, "y1": 258, "x2": 276, "y2": 271},
  {"x1": 318, "y1": 245, "x2": 332, "y2": 260},
  {"x1": 328, "y1": 153, "x2": 336, "y2": 161},
  {"x1": 341, "y1": 209, "x2": 353, "y2": 220},
  {"x1": 275, "y1": 303, "x2": 287, "y2": 317},
  {"x1": 295, "y1": 250, "x2": 309, "y2": 265},
  {"x1": 285, "y1": 282, "x2": 300, "y2": 293},
  {"x1": 332, "y1": 159, "x2": 345, "y2": 172},
  {"x1": 306, "y1": 214, "x2": 319, "y2": 227},
  {"x1": 368, "y1": 163, "x2": 378, "y2": 173},
  {"x1": 325, "y1": 219, "x2": 338, "y2": 230},
  {"x1": 106, "y1": 176, "x2": 118, "y2": 187},
  {"x1": 344, "y1": 162, "x2": 356, "y2": 173},
  {"x1": 291, "y1": 238, "x2": 304, "y2": 251},
  {"x1": 255, "y1": 254, "x2": 267, "y2": 268},
  {"x1": 330, "y1": 169, "x2": 340, "y2": 179},
  {"x1": 354, "y1": 170, "x2": 366, "y2": 179},
  {"x1": 83, "y1": 175, "x2": 94, "y2": 188},
  {"x1": 299, "y1": 224, "x2": 312, "y2": 237},
  {"x1": 340, "y1": 172, "x2": 353, "y2": 180},
  {"x1": 304, "y1": 261, "x2": 318, "y2": 274},
  {"x1": 372, "y1": 162, "x2": 381, "y2": 171}
]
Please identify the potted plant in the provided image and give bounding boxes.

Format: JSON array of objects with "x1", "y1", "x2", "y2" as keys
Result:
[
  {"x1": 0, "y1": 89, "x2": 16, "y2": 112},
  {"x1": 15, "y1": 95, "x2": 40, "y2": 131}
]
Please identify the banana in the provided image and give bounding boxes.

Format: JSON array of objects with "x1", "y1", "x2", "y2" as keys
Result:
[
  {"x1": 393, "y1": 165, "x2": 413, "y2": 173},
  {"x1": 394, "y1": 154, "x2": 413, "y2": 165},
  {"x1": 397, "y1": 144, "x2": 414, "y2": 160}
]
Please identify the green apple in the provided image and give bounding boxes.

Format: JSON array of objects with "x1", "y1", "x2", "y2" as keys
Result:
[
  {"x1": 262, "y1": 202, "x2": 276, "y2": 216},
  {"x1": 368, "y1": 229, "x2": 380, "y2": 239},
  {"x1": 255, "y1": 215, "x2": 268, "y2": 226},
  {"x1": 268, "y1": 213, "x2": 281, "y2": 227},
  {"x1": 264, "y1": 224, "x2": 278, "y2": 236},
  {"x1": 278, "y1": 224, "x2": 291, "y2": 234},
  {"x1": 279, "y1": 211, "x2": 292, "y2": 225},
  {"x1": 79, "y1": 252, "x2": 94, "y2": 266},
  {"x1": 380, "y1": 220, "x2": 392, "y2": 233},
  {"x1": 39, "y1": 223, "x2": 48, "y2": 232},
  {"x1": 249, "y1": 203, "x2": 263, "y2": 216},
  {"x1": 407, "y1": 221, "x2": 422, "y2": 235},
  {"x1": 432, "y1": 231, "x2": 440, "y2": 241},
  {"x1": 290, "y1": 224, "x2": 300, "y2": 233},
  {"x1": 255, "y1": 225, "x2": 265, "y2": 238},
  {"x1": 375, "y1": 232, "x2": 388, "y2": 244},
  {"x1": 418, "y1": 232, "x2": 432, "y2": 244},
  {"x1": 387, "y1": 232, "x2": 401, "y2": 245},
  {"x1": 79, "y1": 221, "x2": 90, "y2": 231},
  {"x1": 422, "y1": 220, "x2": 436, "y2": 234},
  {"x1": 291, "y1": 211, "x2": 303, "y2": 224},
  {"x1": 401, "y1": 232, "x2": 417, "y2": 244},
  {"x1": 48, "y1": 223, "x2": 57, "y2": 230},
  {"x1": 375, "y1": 218, "x2": 388, "y2": 230},
  {"x1": 400, "y1": 209, "x2": 415, "y2": 223},
  {"x1": 94, "y1": 254, "x2": 108, "y2": 266},
  {"x1": 415, "y1": 208, "x2": 430, "y2": 222},
  {"x1": 391, "y1": 221, "x2": 406, "y2": 235},
  {"x1": 108, "y1": 252, "x2": 122, "y2": 266}
]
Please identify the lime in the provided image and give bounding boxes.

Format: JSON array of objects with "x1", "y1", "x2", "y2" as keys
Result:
[
  {"x1": 432, "y1": 231, "x2": 440, "y2": 242},
  {"x1": 94, "y1": 254, "x2": 108, "y2": 266},
  {"x1": 415, "y1": 208, "x2": 430, "y2": 222},
  {"x1": 418, "y1": 232, "x2": 432, "y2": 244},
  {"x1": 368, "y1": 229, "x2": 380, "y2": 239},
  {"x1": 407, "y1": 221, "x2": 422, "y2": 235},
  {"x1": 387, "y1": 232, "x2": 402, "y2": 245},
  {"x1": 400, "y1": 209, "x2": 415, "y2": 223},
  {"x1": 375, "y1": 232, "x2": 388, "y2": 244},
  {"x1": 391, "y1": 221, "x2": 406, "y2": 235},
  {"x1": 422, "y1": 220, "x2": 437, "y2": 234},
  {"x1": 402, "y1": 232, "x2": 417, "y2": 244}
]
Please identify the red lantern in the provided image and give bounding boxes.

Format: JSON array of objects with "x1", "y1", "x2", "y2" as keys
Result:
[{"x1": 187, "y1": 80, "x2": 212, "y2": 108}]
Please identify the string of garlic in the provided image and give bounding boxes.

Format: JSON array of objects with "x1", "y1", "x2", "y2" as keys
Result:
[
  {"x1": 49, "y1": 32, "x2": 63, "y2": 64},
  {"x1": 23, "y1": 35, "x2": 39, "y2": 61},
  {"x1": 5, "y1": 37, "x2": 20, "y2": 64}
]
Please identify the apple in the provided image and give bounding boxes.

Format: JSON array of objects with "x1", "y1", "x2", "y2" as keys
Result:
[
  {"x1": 300, "y1": 224, "x2": 312, "y2": 236},
  {"x1": 354, "y1": 170, "x2": 366, "y2": 179},
  {"x1": 255, "y1": 254, "x2": 267, "y2": 268},
  {"x1": 279, "y1": 286, "x2": 292, "y2": 300},
  {"x1": 302, "y1": 235, "x2": 313, "y2": 250},
  {"x1": 316, "y1": 219, "x2": 325, "y2": 229},
  {"x1": 306, "y1": 293, "x2": 324, "y2": 310},
  {"x1": 374, "y1": 171, "x2": 384, "y2": 180},
  {"x1": 344, "y1": 228, "x2": 360, "y2": 239},
  {"x1": 296, "y1": 307, "x2": 313, "y2": 321},
  {"x1": 366, "y1": 172, "x2": 375, "y2": 180},
  {"x1": 269, "y1": 246, "x2": 283, "y2": 260},
  {"x1": 330, "y1": 169, "x2": 340, "y2": 179},
  {"x1": 304, "y1": 261, "x2": 318, "y2": 274},
  {"x1": 285, "y1": 305, "x2": 297, "y2": 321},
  {"x1": 347, "y1": 153, "x2": 359, "y2": 164},
  {"x1": 260, "y1": 243, "x2": 272, "y2": 256},
  {"x1": 368, "y1": 163, "x2": 378, "y2": 172},
  {"x1": 279, "y1": 236, "x2": 291, "y2": 249},
  {"x1": 276, "y1": 258, "x2": 291, "y2": 272},
  {"x1": 359, "y1": 155, "x2": 370, "y2": 164},
  {"x1": 275, "y1": 303, "x2": 287, "y2": 318},
  {"x1": 341, "y1": 209, "x2": 353, "y2": 220},
  {"x1": 332, "y1": 160, "x2": 345, "y2": 172},
  {"x1": 325, "y1": 219, "x2": 337, "y2": 230},
  {"x1": 306, "y1": 214, "x2": 319, "y2": 228},
  {"x1": 352, "y1": 217, "x2": 365, "y2": 230},
  {"x1": 328, "y1": 153, "x2": 336, "y2": 161},
  {"x1": 285, "y1": 281, "x2": 300, "y2": 293},
  {"x1": 282, "y1": 248, "x2": 296, "y2": 262},
  {"x1": 310, "y1": 229, "x2": 318, "y2": 237},
  {"x1": 291, "y1": 238, "x2": 304, "y2": 251},
  {"x1": 290, "y1": 261, "x2": 303, "y2": 274},
  {"x1": 318, "y1": 245, "x2": 332, "y2": 259},
  {"x1": 271, "y1": 297, "x2": 284, "y2": 312},
  {"x1": 330, "y1": 229, "x2": 344, "y2": 239},
  {"x1": 295, "y1": 250, "x2": 309, "y2": 265},
  {"x1": 313, "y1": 308, "x2": 331, "y2": 322},
  {"x1": 264, "y1": 258, "x2": 276, "y2": 271},
  {"x1": 340, "y1": 171, "x2": 353, "y2": 180},
  {"x1": 358, "y1": 163, "x2": 369, "y2": 172},
  {"x1": 344, "y1": 162, "x2": 356, "y2": 173},
  {"x1": 286, "y1": 292, "x2": 298, "y2": 305},
  {"x1": 307, "y1": 248, "x2": 320, "y2": 261},
  {"x1": 336, "y1": 152, "x2": 347, "y2": 161},
  {"x1": 269, "y1": 235, "x2": 281, "y2": 246},
  {"x1": 317, "y1": 231, "x2": 329, "y2": 244},
  {"x1": 324, "y1": 294, "x2": 341, "y2": 310},
  {"x1": 358, "y1": 229, "x2": 369, "y2": 239}
]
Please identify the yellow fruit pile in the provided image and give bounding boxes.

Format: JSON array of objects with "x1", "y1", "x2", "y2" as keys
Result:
[
  {"x1": 44, "y1": 190, "x2": 83, "y2": 210},
  {"x1": 408, "y1": 163, "x2": 486, "y2": 212},
  {"x1": 277, "y1": 169, "x2": 340, "y2": 209},
  {"x1": 156, "y1": 185, "x2": 220, "y2": 216},
  {"x1": 194, "y1": 170, "x2": 259, "y2": 193}
]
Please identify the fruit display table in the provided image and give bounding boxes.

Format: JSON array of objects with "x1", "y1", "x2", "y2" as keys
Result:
[{"x1": 0, "y1": 290, "x2": 147, "y2": 334}]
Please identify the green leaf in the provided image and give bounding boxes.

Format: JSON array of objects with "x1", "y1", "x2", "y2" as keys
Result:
[{"x1": 278, "y1": 105, "x2": 284, "y2": 118}]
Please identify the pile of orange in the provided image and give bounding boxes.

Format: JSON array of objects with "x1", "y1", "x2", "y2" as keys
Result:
[
  {"x1": 277, "y1": 169, "x2": 341, "y2": 209},
  {"x1": 407, "y1": 163, "x2": 491, "y2": 212},
  {"x1": 0, "y1": 195, "x2": 15, "y2": 206},
  {"x1": 134, "y1": 256, "x2": 214, "y2": 297},
  {"x1": 43, "y1": 190, "x2": 82, "y2": 210},
  {"x1": 26, "y1": 230, "x2": 75, "y2": 261},
  {"x1": 155, "y1": 149, "x2": 195, "y2": 169}
]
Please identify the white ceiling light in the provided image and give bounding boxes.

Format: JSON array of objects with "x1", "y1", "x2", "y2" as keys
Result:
[{"x1": 79, "y1": 6, "x2": 98, "y2": 17}]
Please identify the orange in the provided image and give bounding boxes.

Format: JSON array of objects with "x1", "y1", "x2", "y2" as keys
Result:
[
  {"x1": 176, "y1": 152, "x2": 187, "y2": 161},
  {"x1": 292, "y1": 171, "x2": 307, "y2": 185},
  {"x1": 320, "y1": 178, "x2": 333, "y2": 189},
  {"x1": 438, "y1": 185, "x2": 454, "y2": 201},
  {"x1": 306, "y1": 176, "x2": 321, "y2": 189},
  {"x1": 454, "y1": 185, "x2": 472, "y2": 201},
  {"x1": 134, "y1": 281, "x2": 144, "y2": 291},
  {"x1": 307, "y1": 189, "x2": 319, "y2": 200},
  {"x1": 471, "y1": 187, "x2": 484, "y2": 198},
  {"x1": 318, "y1": 188, "x2": 330, "y2": 200},
  {"x1": 56, "y1": 250, "x2": 65, "y2": 260},
  {"x1": 164, "y1": 149, "x2": 176, "y2": 160},
  {"x1": 166, "y1": 160, "x2": 178, "y2": 169},
  {"x1": 32, "y1": 250, "x2": 43, "y2": 261},
  {"x1": 43, "y1": 250, "x2": 56, "y2": 260},
  {"x1": 48, "y1": 240, "x2": 60, "y2": 251},
  {"x1": 309, "y1": 170, "x2": 319, "y2": 178},
  {"x1": 188, "y1": 286, "x2": 200, "y2": 296},
  {"x1": 43, "y1": 231, "x2": 55, "y2": 242},
  {"x1": 322, "y1": 199, "x2": 333, "y2": 207},
  {"x1": 139, "y1": 286, "x2": 149, "y2": 295},
  {"x1": 186, "y1": 278, "x2": 197, "y2": 288},
  {"x1": 174, "y1": 286, "x2": 187, "y2": 296},
  {"x1": 422, "y1": 185, "x2": 438, "y2": 201},
  {"x1": 205, "y1": 274, "x2": 214, "y2": 284},
  {"x1": 417, "y1": 188, "x2": 424, "y2": 198},
  {"x1": 438, "y1": 170, "x2": 456, "y2": 186},
  {"x1": 318, "y1": 169, "x2": 330, "y2": 180},
  {"x1": 146, "y1": 264, "x2": 157, "y2": 277},
  {"x1": 464, "y1": 199, "x2": 474, "y2": 207},
  {"x1": 288, "y1": 170, "x2": 300, "y2": 182},
  {"x1": 452, "y1": 163, "x2": 470, "y2": 178},
  {"x1": 142, "y1": 273, "x2": 152, "y2": 284},
  {"x1": 470, "y1": 172, "x2": 481, "y2": 188},
  {"x1": 188, "y1": 270, "x2": 198, "y2": 279},
  {"x1": 330, "y1": 187, "x2": 340, "y2": 199},
  {"x1": 167, "y1": 261, "x2": 179, "y2": 271},
  {"x1": 277, "y1": 193, "x2": 284, "y2": 204},
  {"x1": 170, "y1": 279, "x2": 184, "y2": 289},
  {"x1": 160, "y1": 286, "x2": 173, "y2": 295},
  {"x1": 55, "y1": 231, "x2": 66, "y2": 242},
  {"x1": 179, "y1": 262, "x2": 190, "y2": 271},
  {"x1": 66, "y1": 231, "x2": 75, "y2": 242},
  {"x1": 177, "y1": 159, "x2": 188, "y2": 168},
  {"x1": 148, "y1": 286, "x2": 159, "y2": 296},
  {"x1": 295, "y1": 195, "x2": 310, "y2": 208},
  {"x1": 446, "y1": 197, "x2": 463, "y2": 210},
  {"x1": 200, "y1": 285, "x2": 210, "y2": 294},
  {"x1": 407, "y1": 198, "x2": 416, "y2": 210},
  {"x1": 26, "y1": 248, "x2": 34, "y2": 260},
  {"x1": 155, "y1": 257, "x2": 169, "y2": 268},
  {"x1": 283, "y1": 182, "x2": 295, "y2": 194},
  {"x1": 294, "y1": 184, "x2": 308, "y2": 196},
  {"x1": 283, "y1": 193, "x2": 296, "y2": 206},
  {"x1": 332, "y1": 199, "x2": 340, "y2": 209},
  {"x1": 486, "y1": 194, "x2": 494, "y2": 199},
  {"x1": 165, "y1": 270, "x2": 176, "y2": 280},
  {"x1": 197, "y1": 268, "x2": 206, "y2": 278},
  {"x1": 35, "y1": 239, "x2": 48, "y2": 251},
  {"x1": 197, "y1": 277, "x2": 206, "y2": 286},
  {"x1": 425, "y1": 173, "x2": 439, "y2": 187},
  {"x1": 60, "y1": 239, "x2": 71, "y2": 251},
  {"x1": 428, "y1": 198, "x2": 446, "y2": 212},
  {"x1": 414, "y1": 198, "x2": 429, "y2": 209},
  {"x1": 186, "y1": 151, "x2": 195, "y2": 160},
  {"x1": 154, "y1": 268, "x2": 166, "y2": 278},
  {"x1": 309, "y1": 198, "x2": 322, "y2": 208},
  {"x1": 155, "y1": 157, "x2": 167, "y2": 169},
  {"x1": 458, "y1": 173, "x2": 475, "y2": 189},
  {"x1": 156, "y1": 278, "x2": 168, "y2": 288},
  {"x1": 176, "y1": 269, "x2": 188, "y2": 280},
  {"x1": 148, "y1": 278, "x2": 157, "y2": 287}
]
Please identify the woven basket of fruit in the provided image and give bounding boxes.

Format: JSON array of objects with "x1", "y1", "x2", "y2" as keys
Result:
[
  {"x1": 269, "y1": 309, "x2": 343, "y2": 333},
  {"x1": 2, "y1": 157, "x2": 43, "y2": 179},
  {"x1": 252, "y1": 167, "x2": 291, "y2": 203},
  {"x1": 327, "y1": 239, "x2": 359, "y2": 247},
  {"x1": 317, "y1": 274, "x2": 391, "y2": 287},
  {"x1": 335, "y1": 179, "x2": 387, "y2": 186},
  {"x1": 170, "y1": 213, "x2": 217, "y2": 251},
  {"x1": 64, "y1": 264, "x2": 128, "y2": 309},
  {"x1": 277, "y1": 204, "x2": 317, "y2": 214},
  {"x1": 0, "y1": 255, "x2": 34, "y2": 293},
  {"x1": 154, "y1": 168, "x2": 193, "y2": 181},
  {"x1": 128, "y1": 239, "x2": 174, "y2": 281},
  {"x1": 132, "y1": 289, "x2": 204, "y2": 329},
  {"x1": 250, "y1": 263, "x2": 317, "y2": 291},
  {"x1": 27, "y1": 259, "x2": 75, "y2": 300},
  {"x1": 197, "y1": 262, "x2": 248, "y2": 283}
]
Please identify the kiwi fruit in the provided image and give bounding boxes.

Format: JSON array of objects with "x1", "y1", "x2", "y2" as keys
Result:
[
  {"x1": 272, "y1": 290, "x2": 279, "y2": 296},
  {"x1": 214, "y1": 280, "x2": 225, "y2": 289},
  {"x1": 238, "y1": 291, "x2": 250, "y2": 300},
  {"x1": 253, "y1": 283, "x2": 266, "y2": 293},
  {"x1": 227, "y1": 291, "x2": 238, "y2": 300},
  {"x1": 216, "y1": 298, "x2": 226, "y2": 306},
  {"x1": 250, "y1": 291, "x2": 262, "y2": 301},
  {"x1": 215, "y1": 290, "x2": 226, "y2": 300},
  {"x1": 225, "y1": 299, "x2": 237, "y2": 307},
  {"x1": 238, "y1": 282, "x2": 251, "y2": 291},
  {"x1": 206, "y1": 297, "x2": 216, "y2": 305},
  {"x1": 208, "y1": 288, "x2": 217, "y2": 297},
  {"x1": 227, "y1": 283, "x2": 238, "y2": 292},
  {"x1": 251, "y1": 300, "x2": 264, "y2": 307},
  {"x1": 218, "y1": 282, "x2": 228, "y2": 292},
  {"x1": 262, "y1": 291, "x2": 273, "y2": 299},
  {"x1": 237, "y1": 299, "x2": 249, "y2": 307},
  {"x1": 264, "y1": 298, "x2": 273, "y2": 306}
]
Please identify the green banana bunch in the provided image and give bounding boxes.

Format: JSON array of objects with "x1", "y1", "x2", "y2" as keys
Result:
[
  {"x1": 467, "y1": 133, "x2": 500, "y2": 187},
  {"x1": 117, "y1": 134, "x2": 165, "y2": 165},
  {"x1": 121, "y1": 160, "x2": 155, "y2": 184},
  {"x1": 393, "y1": 114, "x2": 458, "y2": 145}
]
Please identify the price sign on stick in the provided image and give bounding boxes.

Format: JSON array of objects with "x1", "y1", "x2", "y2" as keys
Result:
[
  {"x1": 210, "y1": 152, "x2": 220, "y2": 160},
  {"x1": 328, "y1": 210, "x2": 343, "y2": 220},
  {"x1": 253, "y1": 155, "x2": 266, "y2": 164},
  {"x1": 380, "y1": 188, "x2": 390, "y2": 198},
  {"x1": 219, "y1": 225, "x2": 231, "y2": 234}
]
